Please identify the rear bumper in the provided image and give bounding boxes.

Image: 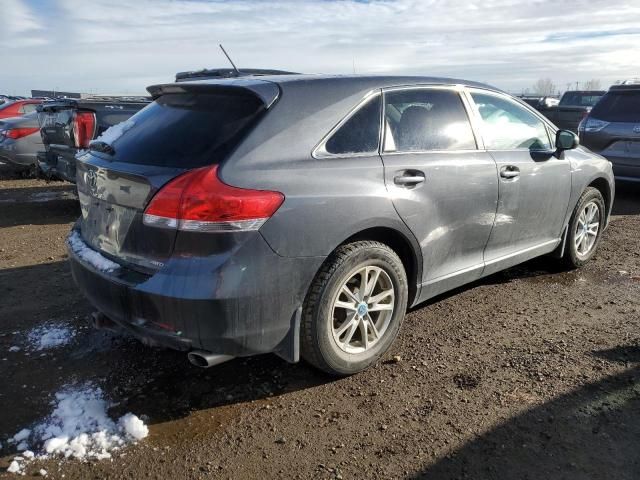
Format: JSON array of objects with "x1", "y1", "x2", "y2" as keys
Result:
[
  {"x1": 37, "y1": 149, "x2": 77, "y2": 182},
  {"x1": 67, "y1": 228, "x2": 324, "y2": 361}
]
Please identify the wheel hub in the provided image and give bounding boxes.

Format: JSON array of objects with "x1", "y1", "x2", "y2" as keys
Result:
[{"x1": 357, "y1": 303, "x2": 368, "y2": 317}]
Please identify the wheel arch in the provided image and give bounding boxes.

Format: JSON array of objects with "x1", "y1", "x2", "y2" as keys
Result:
[
  {"x1": 588, "y1": 176, "x2": 612, "y2": 220},
  {"x1": 340, "y1": 226, "x2": 422, "y2": 306}
]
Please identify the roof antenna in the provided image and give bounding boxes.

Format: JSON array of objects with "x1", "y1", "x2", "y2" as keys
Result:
[{"x1": 219, "y1": 44, "x2": 241, "y2": 76}]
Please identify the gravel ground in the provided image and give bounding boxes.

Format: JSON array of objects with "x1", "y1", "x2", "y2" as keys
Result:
[{"x1": 0, "y1": 163, "x2": 639, "y2": 479}]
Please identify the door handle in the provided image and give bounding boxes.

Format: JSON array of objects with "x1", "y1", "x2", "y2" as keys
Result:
[
  {"x1": 394, "y1": 171, "x2": 425, "y2": 186},
  {"x1": 500, "y1": 166, "x2": 520, "y2": 179}
]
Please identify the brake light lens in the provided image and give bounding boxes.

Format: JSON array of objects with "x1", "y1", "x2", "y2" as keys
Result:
[
  {"x1": 73, "y1": 111, "x2": 96, "y2": 148},
  {"x1": 143, "y1": 165, "x2": 284, "y2": 232},
  {"x1": 4, "y1": 127, "x2": 39, "y2": 139}
]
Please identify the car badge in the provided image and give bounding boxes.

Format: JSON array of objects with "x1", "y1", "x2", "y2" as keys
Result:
[
  {"x1": 633, "y1": 125, "x2": 640, "y2": 134},
  {"x1": 86, "y1": 169, "x2": 98, "y2": 195}
]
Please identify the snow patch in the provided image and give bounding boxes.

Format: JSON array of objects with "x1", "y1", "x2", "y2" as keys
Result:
[
  {"x1": 67, "y1": 231, "x2": 120, "y2": 273},
  {"x1": 119, "y1": 413, "x2": 149, "y2": 440},
  {"x1": 13, "y1": 429, "x2": 31, "y2": 443},
  {"x1": 6, "y1": 384, "x2": 148, "y2": 475},
  {"x1": 7, "y1": 460, "x2": 21, "y2": 474},
  {"x1": 8, "y1": 346, "x2": 20, "y2": 352},
  {"x1": 27, "y1": 323, "x2": 76, "y2": 351},
  {"x1": 92, "y1": 119, "x2": 135, "y2": 146}
]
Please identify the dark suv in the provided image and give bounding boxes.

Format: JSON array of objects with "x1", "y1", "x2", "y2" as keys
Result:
[
  {"x1": 580, "y1": 81, "x2": 640, "y2": 181},
  {"x1": 67, "y1": 75, "x2": 614, "y2": 376}
]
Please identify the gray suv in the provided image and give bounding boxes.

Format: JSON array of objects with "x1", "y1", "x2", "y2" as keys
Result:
[
  {"x1": 580, "y1": 81, "x2": 640, "y2": 181},
  {"x1": 67, "y1": 75, "x2": 614, "y2": 376}
]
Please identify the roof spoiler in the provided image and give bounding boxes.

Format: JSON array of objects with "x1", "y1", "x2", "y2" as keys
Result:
[
  {"x1": 146, "y1": 80, "x2": 281, "y2": 108},
  {"x1": 175, "y1": 68, "x2": 298, "y2": 82}
]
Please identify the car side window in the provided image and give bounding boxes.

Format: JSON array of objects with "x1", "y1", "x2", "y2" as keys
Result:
[
  {"x1": 383, "y1": 89, "x2": 476, "y2": 152},
  {"x1": 21, "y1": 104, "x2": 37, "y2": 114},
  {"x1": 324, "y1": 95, "x2": 381, "y2": 155},
  {"x1": 470, "y1": 92, "x2": 552, "y2": 151}
]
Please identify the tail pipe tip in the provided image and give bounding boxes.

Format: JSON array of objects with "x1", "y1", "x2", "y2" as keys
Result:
[{"x1": 187, "y1": 350, "x2": 235, "y2": 368}]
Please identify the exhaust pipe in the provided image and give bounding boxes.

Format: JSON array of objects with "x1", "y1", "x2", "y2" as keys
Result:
[
  {"x1": 187, "y1": 350, "x2": 234, "y2": 368},
  {"x1": 91, "y1": 311, "x2": 119, "y2": 332}
]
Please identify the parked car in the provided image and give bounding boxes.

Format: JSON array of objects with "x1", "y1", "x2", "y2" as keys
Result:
[
  {"x1": 0, "y1": 95, "x2": 27, "y2": 105},
  {"x1": 67, "y1": 75, "x2": 614, "y2": 376},
  {"x1": 0, "y1": 99, "x2": 42, "y2": 119},
  {"x1": 0, "y1": 113, "x2": 43, "y2": 170},
  {"x1": 543, "y1": 90, "x2": 606, "y2": 132},
  {"x1": 580, "y1": 80, "x2": 640, "y2": 181},
  {"x1": 37, "y1": 96, "x2": 150, "y2": 182}
]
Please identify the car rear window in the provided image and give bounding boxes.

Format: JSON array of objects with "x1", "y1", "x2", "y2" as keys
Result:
[
  {"x1": 324, "y1": 95, "x2": 381, "y2": 155},
  {"x1": 559, "y1": 92, "x2": 604, "y2": 107},
  {"x1": 107, "y1": 93, "x2": 264, "y2": 168},
  {"x1": 590, "y1": 91, "x2": 640, "y2": 122}
]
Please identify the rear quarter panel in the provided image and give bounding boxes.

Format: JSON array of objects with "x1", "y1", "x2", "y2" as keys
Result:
[{"x1": 220, "y1": 79, "x2": 420, "y2": 259}]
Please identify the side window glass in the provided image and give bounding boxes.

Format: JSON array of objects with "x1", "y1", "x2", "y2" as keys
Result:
[
  {"x1": 324, "y1": 95, "x2": 381, "y2": 155},
  {"x1": 383, "y1": 89, "x2": 476, "y2": 152},
  {"x1": 22, "y1": 104, "x2": 37, "y2": 114},
  {"x1": 471, "y1": 92, "x2": 552, "y2": 150}
]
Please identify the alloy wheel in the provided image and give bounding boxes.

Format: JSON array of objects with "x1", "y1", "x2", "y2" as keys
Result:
[
  {"x1": 575, "y1": 201, "x2": 600, "y2": 258},
  {"x1": 331, "y1": 266, "x2": 395, "y2": 354}
]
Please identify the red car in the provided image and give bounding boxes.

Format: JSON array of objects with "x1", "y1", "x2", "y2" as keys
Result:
[{"x1": 0, "y1": 100, "x2": 42, "y2": 120}]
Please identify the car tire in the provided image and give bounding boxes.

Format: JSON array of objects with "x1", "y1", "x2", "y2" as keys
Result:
[
  {"x1": 301, "y1": 241, "x2": 408, "y2": 376},
  {"x1": 563, "y1": 187, "x2": 606, "y2": 268}
]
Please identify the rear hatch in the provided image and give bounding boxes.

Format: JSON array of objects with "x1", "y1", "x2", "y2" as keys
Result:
[
  {"x1": 587, "y1": 89, "x2": 640, "y2": 167},
  {"x1": 75, "y1": 82, "x2": 279, "y2": 273},
  {"x1": 38, "y1": 99, "x2": 77, "y2": 151}
]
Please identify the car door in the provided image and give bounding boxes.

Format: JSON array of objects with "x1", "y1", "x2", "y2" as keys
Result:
[
  {"x1": 381, "y1": 86, "x2": 498, "y2": 301},
  {"x1": 466, "y1": 89, "x2": 571, "y2": 275}
]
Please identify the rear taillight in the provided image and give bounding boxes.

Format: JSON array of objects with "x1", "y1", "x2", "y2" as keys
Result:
[
  {"x1": 4, "y1": 127, "x2": 39, "y2": 139},
  {"x1": 72, "y1": 111, "x2": 96, "y2": 148},
  {"x1": 143, "y1": 165, "x2": 284, "y2": 232}
]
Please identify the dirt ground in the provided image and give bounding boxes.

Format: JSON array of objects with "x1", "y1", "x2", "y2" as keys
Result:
[{"x1": 0, "y1": 162, "x2": 639, "y2": 479}]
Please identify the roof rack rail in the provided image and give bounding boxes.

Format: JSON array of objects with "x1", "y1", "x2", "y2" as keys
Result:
[{"x1": 615, "y1": 78, "x2": 640, "y2": 85}]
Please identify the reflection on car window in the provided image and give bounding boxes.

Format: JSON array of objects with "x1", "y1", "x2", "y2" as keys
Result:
[
  {"x1": 383, "y1": 89, "x2": 476, "y2": 152},
  {"x1": 325, "y1": 95, "x2": 381, "y2": 155},
  {"x1": 471, "y1": 92, "x2": 552, "y2": 150}
]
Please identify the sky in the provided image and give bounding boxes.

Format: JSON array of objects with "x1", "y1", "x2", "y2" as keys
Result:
[{"x1": 2, "y1": 0, "x2": 640, "y2": 96}]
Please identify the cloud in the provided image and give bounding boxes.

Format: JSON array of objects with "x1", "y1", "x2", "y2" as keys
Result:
[
  {"x1": 0, "y1": 0, "x2": 46, "y2": 47},
  {"x1": 2, "y1": 0, "x2": 640, "y2": 95}
]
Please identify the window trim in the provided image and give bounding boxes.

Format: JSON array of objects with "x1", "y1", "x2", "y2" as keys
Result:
[
  {"x1": 381, "y1": 85, "x2": 481, "y2": 155},
  {"x1": 312, "y1": 89, "x2": 383, "y2": 159},
  {"x1": 464, "y1": 87, "x2": 556, "y2": 152}
]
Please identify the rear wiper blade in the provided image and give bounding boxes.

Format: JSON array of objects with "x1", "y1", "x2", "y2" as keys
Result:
[{"x1": 89, "y1": 141, "x2": 115, "y2": 155}]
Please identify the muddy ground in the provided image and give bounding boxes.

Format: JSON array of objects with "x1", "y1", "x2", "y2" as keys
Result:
[{"x1": 0, "y1": 162, "x2": 639, "y2": 479}]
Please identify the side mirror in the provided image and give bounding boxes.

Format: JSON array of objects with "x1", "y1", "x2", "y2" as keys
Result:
[{"x1": 556, "y1": 129, "x2": 579, "y2": 151}]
